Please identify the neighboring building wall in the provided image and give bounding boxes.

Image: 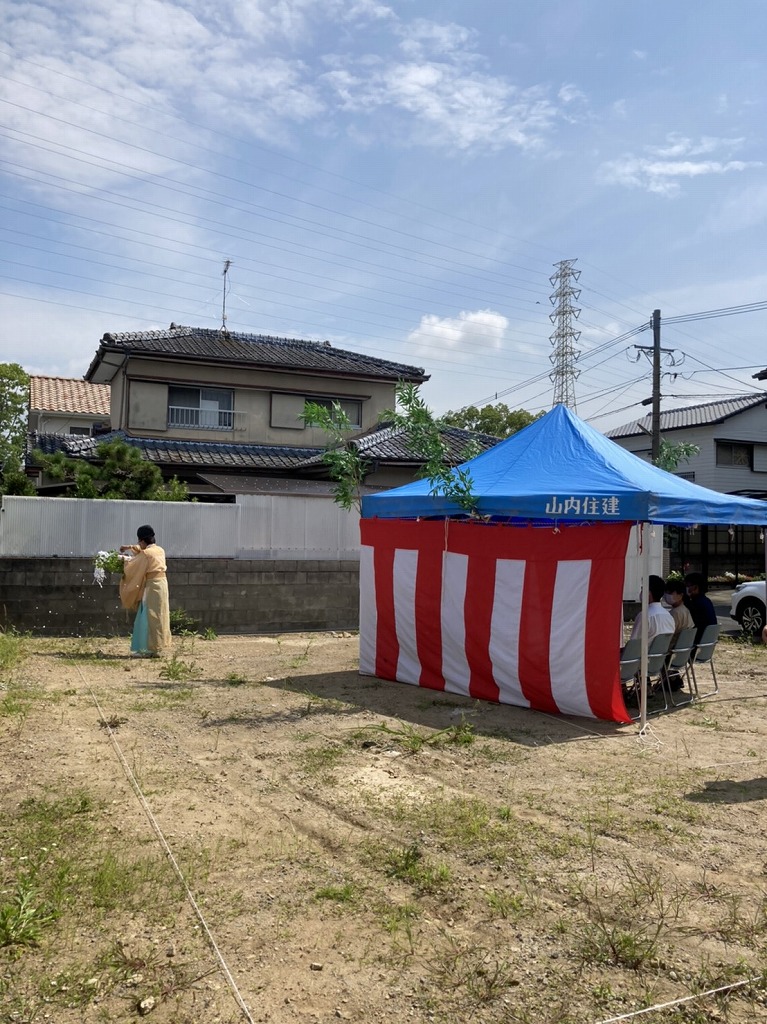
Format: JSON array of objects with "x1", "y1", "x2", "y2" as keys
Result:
[
  {"x1": 612, "y1": 403, "x2": 767, "y2": 493},
  {"x1": 0, "y1": 557, "x2": 359, "y2": 635},
  {"x1": 115, "y1": 357, "x2": 396, "y2": 445},
  {"x1": 28, "y1": 412, "x2": 105, "y2": 435}
]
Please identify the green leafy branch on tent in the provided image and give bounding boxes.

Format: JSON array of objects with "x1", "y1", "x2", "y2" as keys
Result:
[
  {"x1": 654, "y1": 440, "x2": 700, "y2": 472},
  {"x1": 383, "y1": 382, "x2": 480, "y2": 514},
  {"x1": 303, "y1": 382, "x2": 480, "y2": 515},
  {"x1": 302, "y1": 401, "x2": 370, "y2": 512}
]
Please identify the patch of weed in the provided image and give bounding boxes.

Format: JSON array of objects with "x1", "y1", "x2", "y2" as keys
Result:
[
  {"x1": 365, "y1": 717, "x2": 475, "y2": 753},
  {"x1": 715, "y1": 894, "x2": 767, "y2": 946},
  {"x1": 99, "y1": 714, "x2": 128, "y2": 730},
  {"x1": 169, "y1": 608, "x2": 198, "y2": 634},
  {"x1": 425, "y1": 934, "x2": 519, "y2": 1008},
  {"x1": 0, "y1": 627, "x2": 26, "y2": 674},
  {"x1": 484, "y1": 889, "x2": 528, "y2": 920},
  {"x1": 382, "y1": 842, "x2": 451, "y2": 894},
  {"x1": 571, "y1": 862, "x2": 685, "y2": 970},
  {"x1": 314, "y1": 882, "x2": 359, "y2": 904},
  {"x1": 299, "y1": 744, "x2": 347, "y2": 778},
  {"x1": 289, "y1": 640, "x2": 313, "y2": 668},
  {"x1": 388, "y1": 795, "x2": 542, "y2": 866},
  {"x1": 297, "y1": 690, "x2": 353, "y2": 717},
  {"x1": 0, "y1": 881, "x2": 57, "y2": 949},
  {"x1": 159, "y1": 654, "x2": 200, "y2": 683}
]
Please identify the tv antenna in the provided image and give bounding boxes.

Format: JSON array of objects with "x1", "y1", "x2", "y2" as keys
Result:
[{"x1": 221, "y1": 259, "x2": 232, "y2": 332}]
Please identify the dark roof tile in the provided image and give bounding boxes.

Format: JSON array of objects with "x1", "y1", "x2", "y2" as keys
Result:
[
  {"x1": 606, "y1": 394, "x2": 767, "y2": 438},
  {"x1": 87, "y1": 324, "x2": 427, "y2": 382}
]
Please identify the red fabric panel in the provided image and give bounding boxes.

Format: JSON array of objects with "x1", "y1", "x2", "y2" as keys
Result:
[
  {"x1": 584, "y1": 545, "x2": 631, "y2": 723},
  {"x1": 415, "y1": 543, "x2": 445, "y2": 691},
  {"x1": 373, "y1": 545, "x2": 398, "y2": 680},
  {"x1": 464, "y1": 554, "x2": 500, "y2": 701},
  {"x1": 517, "y1": 557, "x2": 559, "y2": 713}
]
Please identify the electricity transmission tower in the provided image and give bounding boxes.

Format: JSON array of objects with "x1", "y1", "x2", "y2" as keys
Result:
[{"x1": 549, "y1": 259, "x2": 581, "y2": 410}]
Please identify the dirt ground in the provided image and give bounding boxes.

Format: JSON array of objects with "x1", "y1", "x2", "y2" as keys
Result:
[{"x1": 2, "y1": 630, "x2": 767, "y2": 1024}]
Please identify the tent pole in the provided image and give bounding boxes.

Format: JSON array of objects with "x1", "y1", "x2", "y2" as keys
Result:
[{"x1": 639, "y1": 524, "x2": 650, "y2": 731}]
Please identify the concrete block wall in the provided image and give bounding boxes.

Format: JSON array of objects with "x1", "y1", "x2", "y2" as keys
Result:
[{"x1": 0, "y1": 558, "x2": 361, "y2": 636}]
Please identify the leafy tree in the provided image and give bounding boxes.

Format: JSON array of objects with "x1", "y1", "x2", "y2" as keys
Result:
[
  {"x1": 442, "y1": 403, "x2": 541, "y2": 438},
  {"x1": 0, "y1": 362, "x2": 35, "y2": 496},
  {"x1": 383, "y1": 383, "x2": 479, "y2": 513},
  {"x1": 655, "y1": 439, "x2": 700, "y2": 472},
  {"x1": 35, "y1": 439, "x2": 189, "y2": 501},
  {"x1": 303, "y1": 401, "x2": 370, "y2": 511},
  {"x1": 305, "y1": 384, "x2": 483, "y2": 514}
]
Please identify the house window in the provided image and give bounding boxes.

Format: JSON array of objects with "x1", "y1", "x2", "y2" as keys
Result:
[
  {"x1": 306, "y1": 397, "x2": 362, "y2": 428},
  {"x1": 168, "y1": 386, "x2": 233, "y2": 430},
  {"x1": 716, "y1": 442, "x2": 752, "y2": 468},
  {"x1": 69, "y1": 426, "x2": 91, "y2": 436}
]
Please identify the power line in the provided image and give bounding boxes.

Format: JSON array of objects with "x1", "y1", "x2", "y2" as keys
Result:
[{"x1": 664, "y1": 300, "x2": 767, "y2": 324}]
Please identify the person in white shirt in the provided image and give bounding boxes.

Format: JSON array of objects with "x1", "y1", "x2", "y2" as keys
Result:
[{"x1": 631, "y1": 575, "x2": 675, "y2": 642}]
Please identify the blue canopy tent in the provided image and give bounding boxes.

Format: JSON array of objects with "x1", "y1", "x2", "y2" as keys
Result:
[{"x1": 360, "y1": 406, "x2": 767, "y2": 729}]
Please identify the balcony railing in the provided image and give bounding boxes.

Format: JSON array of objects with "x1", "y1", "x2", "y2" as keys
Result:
[{"x1": 168, "y1": 406, "x2": 242, "y2": 430}]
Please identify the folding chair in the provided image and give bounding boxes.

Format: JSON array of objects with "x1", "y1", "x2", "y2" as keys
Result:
[
  {"x1": 620, "y1": 637, "x2": 642, "y2": 685},
  {"x1": 662, "y1": 626, "x2": 697, "y2": 707},
  {"x1": 619, "y1": 637, "x2": 642, "y2": 718},
  {"x1": 689, "y1": 624, "x2": 720, "y2": 700},
  {"x1": 621, "y1": 634, "x2": 671, "y2": 717},
  {"x1": 646, "y1": 632, "x2": 673, "y2": 713}
]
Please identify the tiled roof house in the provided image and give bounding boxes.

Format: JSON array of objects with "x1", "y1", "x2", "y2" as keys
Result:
[
  {"x1": 606, "y1": 393, "x2": 767, "y2": 497},
  {"x1": 28, "y1": 376, "x2": 111, "y2": 436},
  {"x1": 30, "y1": 325, "x2": 498, "y2": 497}
]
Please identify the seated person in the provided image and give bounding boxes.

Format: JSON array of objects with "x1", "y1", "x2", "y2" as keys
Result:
[
  {"x1": 663, "y1": 578, "x2": 695, "y2": 690},
  {"x1": 684, "y1": 571, "x2": 718, "y2": 643},
  {"x1": 630, "y1": 574, "x2": 675, "y2": 643}
]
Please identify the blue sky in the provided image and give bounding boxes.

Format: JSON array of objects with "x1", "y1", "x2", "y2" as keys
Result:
[{"x1": 1, "y1": 0, "x2": 767, "y2": 430}]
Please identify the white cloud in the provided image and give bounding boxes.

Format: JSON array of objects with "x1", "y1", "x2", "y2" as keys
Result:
[
  {"x1": 598, "y1": 135, "x2": 761, "y2": 196},
  {"x1": 406, "y1": 310, "x2": 509, "y2": 358},
  {"x1": 323, "y1": 60, "x2": 559, "y2": 151},
  {"x1": 397, "y1": 18, "x2": 477, "y2": 61},
  {"x1": 648, "y1": 133, "x2": 745, "y2": 159},
  {"x1": 344, "y1": 0, "x2": 396, "y2": 21},
  {"x1": 558, "y1": 83, "x2": 585, "y2": 105}
]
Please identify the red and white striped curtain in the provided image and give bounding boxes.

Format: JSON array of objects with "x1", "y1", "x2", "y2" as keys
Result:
[{"x1": 360, "y1": 518, "x2": 632, "y2": 723}]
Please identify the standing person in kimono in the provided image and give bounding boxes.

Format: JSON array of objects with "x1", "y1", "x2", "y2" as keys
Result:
[{"x1": 119, "y1": 525, "x2": 172, "y2": 658}]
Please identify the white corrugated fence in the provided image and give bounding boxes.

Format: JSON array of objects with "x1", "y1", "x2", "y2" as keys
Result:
[{"x1": 0, "y1": 495, "x2": 361, "y2": 559}]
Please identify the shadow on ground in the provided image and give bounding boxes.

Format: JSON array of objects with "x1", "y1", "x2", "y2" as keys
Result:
[
  {"x1": 198, "y1": 668, "x2": 635, "y2": 749},
  {"x1": 685, "y1": 777, "x2": 767, "y2": 804}
]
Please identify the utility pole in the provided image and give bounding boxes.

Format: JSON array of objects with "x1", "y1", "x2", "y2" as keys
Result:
[
  {"x1": 549, "y1": 259, "x2": 581, "y2": 410},
  {"x1": 634, "y1": 310, "x2": 676, "y2": 464},
  {"x1": 221, "y1": 259, "x2": 232, "y2": 332},
  {"x1": 651, "y1": 308, "x2": 661, "y2": 463}
]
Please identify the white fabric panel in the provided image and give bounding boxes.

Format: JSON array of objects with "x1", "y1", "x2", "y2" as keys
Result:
[
  {"x1": 358, "y1": 545, "x2": 377, "y2": 675},
  {"x1": 549, "y1": 559, "x2": 591, "y2": 717},
  {"x1": 489, "y1": 559, "x2": 529, "y2": 708},
  {"x1": 393, "y1": 548, "x2": 420, "y2": 685},
  {"x1": 440, "y1": 551, "x2": 471, "y2": 696}
]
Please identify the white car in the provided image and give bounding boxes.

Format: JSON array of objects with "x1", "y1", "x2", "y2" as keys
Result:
[{"x1": 730, "y1": 581, "x2": 766, "y2": 636}]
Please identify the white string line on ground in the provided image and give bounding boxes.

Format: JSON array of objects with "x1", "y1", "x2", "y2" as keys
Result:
[
  {"x1": 75, "y1": 665, "x2": 256, "y2": 1024},
  {"x1": 593, "y1": 975, "x2": 763, "y2": 1024}
]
